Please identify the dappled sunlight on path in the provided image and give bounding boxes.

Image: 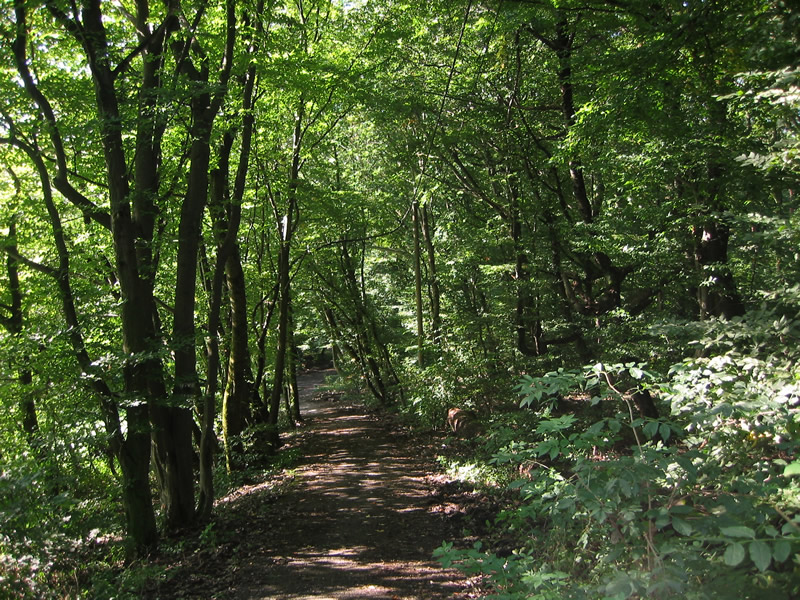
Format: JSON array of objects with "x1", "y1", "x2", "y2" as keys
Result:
[{"x1": 224, "y1": 372, "x2": 469, "y2": 599}]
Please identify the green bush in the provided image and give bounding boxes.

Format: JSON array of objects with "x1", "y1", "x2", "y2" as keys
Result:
[{"x1": 436, "y1": 306, "x2": 800, "y2": 599}]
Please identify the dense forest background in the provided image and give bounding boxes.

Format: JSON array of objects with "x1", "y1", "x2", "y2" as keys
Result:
[{"x1": 0, "y1": 0, "x2": 798, "y2": 597}]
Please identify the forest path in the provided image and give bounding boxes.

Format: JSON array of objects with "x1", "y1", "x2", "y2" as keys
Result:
[{"x1": 151, "y1": 370, "x2": 473, "y2": 599}]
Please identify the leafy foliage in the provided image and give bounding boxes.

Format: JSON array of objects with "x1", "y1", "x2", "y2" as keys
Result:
[
  {"x1": 436, "y1": 309, "x2": 800, "y2": 599},
  {"x1": 0, "y1": 0, "x2": 799, "y2": 595}
]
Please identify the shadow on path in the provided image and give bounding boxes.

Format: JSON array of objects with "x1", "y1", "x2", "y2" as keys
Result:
[{"x1": 204, "y1": 371, "x2": 470, "y2": 599}]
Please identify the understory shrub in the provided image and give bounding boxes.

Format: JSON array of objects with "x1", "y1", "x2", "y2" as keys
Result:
[{"x1": 436, "y1": 301, "x2": 800, "y2": 599}]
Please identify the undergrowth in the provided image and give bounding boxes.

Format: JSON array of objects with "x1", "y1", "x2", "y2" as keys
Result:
[{"x1": 434, "y1": 302, "x2": 800, "y2": 599}]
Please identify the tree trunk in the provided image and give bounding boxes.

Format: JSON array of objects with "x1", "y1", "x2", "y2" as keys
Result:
[
  {"x1": 554, "y1": 16, "x2": 593, "y2": 224},
  {"x1": 267, "y1": 95, "x2": 304, "y2": 447},
  {"x1": 158, "y1": 0, "x2": 236, "y2": 526},
  {"x1": 287, "y1": 295, "x2": 302, "y2": 424},
  {"x1": 199, "y1": 245, "x2": 224, "y2": 514},
  {"x1": 509, "y1": 177, "x2": 541, "y2": 357},
  {"x1": 226, "y1": 253, "x2": 255, "y2": 412},
  {"x1": 337, "y1": 243, "x2": 401, "y2": 404},
  {"x1": 2, "y1": 120, "x2": 159, "y2": 550},
  {"x1": 2, "y1": 218, "x2": 42, "y2": 452},
  {"x1": 267, "y1": 240, "x2": 292, "y2": 449},
  {"x1": 156, "y1": 94, "x2": 216, "y2": 529},
  {"x1": 68, "y1": 0, "x2": 182, "y2": 540},
  {"x1": 694, "y1": 218, "x2": 745, "y2": 319},
  {"x1": 322, "y1": 307, "x2": 346, "y2": 374},
  {"x1": 252, "y1": 285, "x2": 279, "y2": 423},
  {"x1": 222, "y1": 248, "x2": 255, "y2": 458},
  {"x1": 212, "y1": 0, "x2": 261, "y2": 471},
  {"x1": 412, "y1": 199, "x2": 425, "y2": 367},
  {"x1": 118, "y1": 405, "x2": 160, "y2": 549},
  {"x1": 420, "y1": 203, "x2": 442, "y2": 344}
]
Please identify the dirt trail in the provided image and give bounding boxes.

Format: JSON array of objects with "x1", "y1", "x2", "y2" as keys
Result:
[{"x1": 151, "y1": 370, "x2": 472, "y2": 599}]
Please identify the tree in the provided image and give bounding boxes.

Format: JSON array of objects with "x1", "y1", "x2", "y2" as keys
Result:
[{"x1": 5, "y1": 0, "x2": 239, "y2": 547}]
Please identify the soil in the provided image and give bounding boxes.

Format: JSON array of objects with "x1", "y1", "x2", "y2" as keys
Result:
[{"x1": 145, "y1": 370, "x2": 485, "y2": 599}]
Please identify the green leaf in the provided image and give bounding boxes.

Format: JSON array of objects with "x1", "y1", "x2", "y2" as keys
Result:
[
  {"x1": 604, "y1": 571, "x2": 635, "y2": 598},
  {"x1": 671, "y1": 517, "x2": 693, "y2": 536},
  {"x1": 772, "y1": 540, "x2": 792, "y2": 563},
  {"x1": 669, "y1": 504, "x2": 693, "y2": 515},
  {"x1": 724, "y1": 542, "x2": 746, "y2": 566},
  {"x1": 536, "y1": 414, "x2": 577, "y2": 433},
  {"x1": 749, "y1": 540, "x2": 772, "y2": 572},
  {"x1": 720, "y1": 525, "x2": 756, "y2": 539},
  {"x1": 783, "y1": 461, "x2": 800, "y2": 477},
  {"x1": 782, "y1": 522, "x2": 800, "y2": 536},
  {"x1": 643, "y1": 420, "x2": 659, "y2": 438},
  {"x1": 659, "y1": 423, "x2": 671, "y2": 442}
]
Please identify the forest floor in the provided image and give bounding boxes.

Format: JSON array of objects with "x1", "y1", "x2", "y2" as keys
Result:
[{"x1": 143, "y1": 370, "x2": 489, "y2": 599}]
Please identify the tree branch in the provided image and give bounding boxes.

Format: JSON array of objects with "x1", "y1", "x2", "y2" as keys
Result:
[
  {"x1": 1, "y1": 245, "x2": 59, "y2": 279},
  {"x1": 10, "y1": 6, "x2": 112, "y2": 231}
]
